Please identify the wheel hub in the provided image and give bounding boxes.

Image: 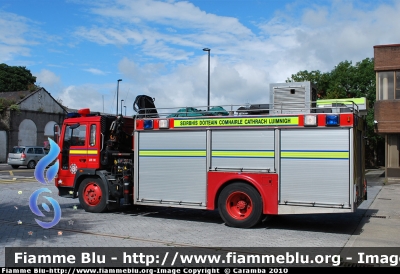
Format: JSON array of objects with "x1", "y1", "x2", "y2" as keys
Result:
[
  {"x1": 226, "y1": 191, "x2": 253, "y2": 220},
  {"x1": 237, "y1": 200, "x2": 247, "y2": 210},
  {"x1": 84, "y1": 183, "x2": 101, "y2": 205}
]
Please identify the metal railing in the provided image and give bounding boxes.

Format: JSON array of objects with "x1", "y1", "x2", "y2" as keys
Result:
[{"x1": 133, "y1": 100, "x2": 361, "y2": 119}]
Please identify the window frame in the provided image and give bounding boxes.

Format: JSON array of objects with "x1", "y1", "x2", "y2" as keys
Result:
[{"x1": 377, "y1": 70, "x2": 400, "y2": 100}]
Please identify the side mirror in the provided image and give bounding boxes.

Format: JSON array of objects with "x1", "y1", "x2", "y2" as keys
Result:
[{"x1": 54, "y1": 124, "x2": 60, "y2": 144}]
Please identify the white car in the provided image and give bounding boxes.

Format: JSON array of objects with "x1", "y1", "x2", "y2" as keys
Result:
[{"x1": 7, "y1": 146, "x2": 47, "y2": 169}]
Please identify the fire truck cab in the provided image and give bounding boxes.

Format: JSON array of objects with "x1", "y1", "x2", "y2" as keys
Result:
[{"x1": 54, "y1": 82, "x2": 367, "y2": 228}]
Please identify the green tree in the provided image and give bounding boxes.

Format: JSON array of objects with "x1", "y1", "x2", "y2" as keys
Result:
[
  {"x1": 0, "y1": 63, "x2": 37, "y2": 92},
  {"x1": 326, "y1": 61, "x2": 355, "y2": 98},
  {"x1": 286, "y1": 58, "x2": 382, "y2": 167}
]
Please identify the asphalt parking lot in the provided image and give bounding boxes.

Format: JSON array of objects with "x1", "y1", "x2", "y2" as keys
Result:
[{"x1": 0, "y1": 167, "x2": 385, "y2": 267}]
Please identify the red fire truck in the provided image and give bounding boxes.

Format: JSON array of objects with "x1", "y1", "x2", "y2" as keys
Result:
[{"x1": 54, "y1": 82, "x2": 367, "y2": 228}]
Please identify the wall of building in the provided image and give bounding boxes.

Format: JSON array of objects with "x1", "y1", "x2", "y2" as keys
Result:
[
  {"x1": 374, "y1": 44, "x2": 400, "y2": 71},
  {"x1": 374, "y1": 100, "x2": 400, "y2": 133},
  {"x1": 20, "y1": 89, "x2": 65, "y2": 114},
  {"x1": 0, "y1": 89, "x2": 67, "y2": 162},
  {"x1": 374, "y1": 44, "x2": 400, "y2": 178},
  {"x1": 0, "y1": 130, "x2": 6, "y2": 162},
  {"x1": 7, "y1": 110, "x2": 65, "y2": 153}
]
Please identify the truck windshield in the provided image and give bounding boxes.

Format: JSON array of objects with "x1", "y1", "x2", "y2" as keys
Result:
[{"x1": 64, "y1": 124, "x2": 87, "y2": 146}]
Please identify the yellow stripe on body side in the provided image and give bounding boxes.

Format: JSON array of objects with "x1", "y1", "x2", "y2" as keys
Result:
[
  {"x1": 139, "y1": 150, "x2": 275, "y2": 158},
  {"x1": 212, "y1": 151, "x2": 274, "y2": 158},
  {"x1": 139, "y1": 150, "x2": 206, "y2": 157},
  {"x1": 70, "y1": 150, "x2": 98, "y2": 155},
  {"x1": 281, "y1": 151, "x2": 349, "y2": 159}
]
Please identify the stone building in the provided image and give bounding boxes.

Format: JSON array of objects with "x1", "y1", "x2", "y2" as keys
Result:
[
  {"x1": 374, "y1": 44, "x2": 400, "y2": 178},
  {"x1": 0, "y1": 88, "x2": 67, "y2": 162}
]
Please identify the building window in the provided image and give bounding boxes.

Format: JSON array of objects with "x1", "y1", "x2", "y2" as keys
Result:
[
  {"x1": 396, "y1": 71, "x2": 400, "y2": 99},
  {"x1": 377, "y1": 70, "x2": 400, "y2": 100},
  {"x1": 378, "y1": 71, "x2": 394, "y2": 100}
]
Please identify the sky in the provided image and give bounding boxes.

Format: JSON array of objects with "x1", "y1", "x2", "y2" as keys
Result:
[{"x1": 0, "y1": 0, "x2": 399, "y2": 115}]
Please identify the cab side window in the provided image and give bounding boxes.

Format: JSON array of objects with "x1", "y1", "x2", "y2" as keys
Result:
[
  {"x1": 34, "y1": 148, "x2": 44, "y2": 154},
  {"x1": 27, "y1": 148, "x2": 34, "y2": 154},
  {"x1": 90, "y1": 124, "x2": 96, "y2": 146}
]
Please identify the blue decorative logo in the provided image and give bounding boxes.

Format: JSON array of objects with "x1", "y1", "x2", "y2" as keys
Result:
[{"x1": 29, "y1": 138, "x2": 62, "y2": 229}]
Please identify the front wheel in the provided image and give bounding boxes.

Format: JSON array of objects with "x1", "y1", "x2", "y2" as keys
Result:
[
  {"x1": 218, "y1": 182, "x2": 263, "y2": 228},
  {"x1": 78, "y1": 178, "x2": 107, "y2": 213}
]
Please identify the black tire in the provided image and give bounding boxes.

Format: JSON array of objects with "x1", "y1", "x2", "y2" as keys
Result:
[
  {"x1": 78, "y1": 178, "x2": 108, "y2": 213},
  {"x1": 11, "y1": 165, "x2": 20, "y2": 169},
  {"x1": 27, "y1": 160, "x2": 36, "y2": 169},
  {"x1": 218, "y1": 182, "x2": 263, "y2": 228}
]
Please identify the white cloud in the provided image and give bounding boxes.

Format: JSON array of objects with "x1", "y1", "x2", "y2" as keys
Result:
[
  {"x1": 74, "y1": 27, "x2": 144, "y2": 45},
  {"x1": 118, "y1": 57, "x2": 165, "y2": 83},
  {"x1": 118, "y1": 54, "x2": 270, "y2": 111},
  {"x1": 83, "y1": 68, "x2": 108, "y2": 75},
  {"x1": 252, "y1": 0, "x2": 400, "y2": 81},
  {"x1": 8, "y1": 0, "x2": 400, "y2": 115},
  {"x1": 0, "y1": 9, "x2": 60, "y2": 63},
  {"x1": 0, "y1": 11, "x2": 32, "y2": 61},
  {"x1": 36, "y1": 69, "x2": 61, "y2": 86},
  {"x1": 302, "y1": 6, "x2": 329, "y2": 27},
  {"x1": 59, "y1": 85, "x2": 106, "y2": 112},
  {"x1": 62, "y1": 0, "x2": 400, "y2": 112},
  {"x1": 35, "y1": 69, "x2": 64, "y2": 96},
  {"x1": 91, "y1": 0, "x2": 252, "y2": 36},
  {"x1": 73, "y1": 0, "x2": 255, "y2": 62}
]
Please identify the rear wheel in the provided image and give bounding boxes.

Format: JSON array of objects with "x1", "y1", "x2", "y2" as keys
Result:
[
  {"x1": 78, "y1": 178, "x2": 107, "y2": 213},
  {"x1": 218, "y1": 182, "x2": 263, "y2": 228},
  {"x1": 11, "y1": 165, "x2": 19, "y2": 169},
  {"x1": 27, "y1": 160, "x2": 36, "y2": 169}
]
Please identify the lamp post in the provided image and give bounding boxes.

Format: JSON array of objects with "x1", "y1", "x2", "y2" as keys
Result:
[
  {"x1": 116, "y1": 79, "x2": 122, "y2": 116},
  {"x1": 203, "y1": 48, "x2": 210, "y2": 110},
  {"x1": 121, "y1": 99, "x2": 124, "y2": 116},
  {"x1": 124, "y1": 106, "x2": 126, "y2": 116}
]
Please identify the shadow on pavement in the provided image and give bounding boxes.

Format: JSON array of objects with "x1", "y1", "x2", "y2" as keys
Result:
[
  {"x1": 110, "y1": 202, "x2": 378, "y2": 235},
  {"x1": 0, "y1": 201, "x2": 95, "y2": 247}
]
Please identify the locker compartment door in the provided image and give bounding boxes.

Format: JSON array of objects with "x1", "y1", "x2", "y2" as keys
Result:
[
  {"x1": 280, "y1": 128, "x2": 350, "y2": 208},
  {"x1": 211, "y1": 129, "x2": 275, "y2": 171},
  {"x1": 137, "y1": 131, "x2": 207, "y2": 206}
]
